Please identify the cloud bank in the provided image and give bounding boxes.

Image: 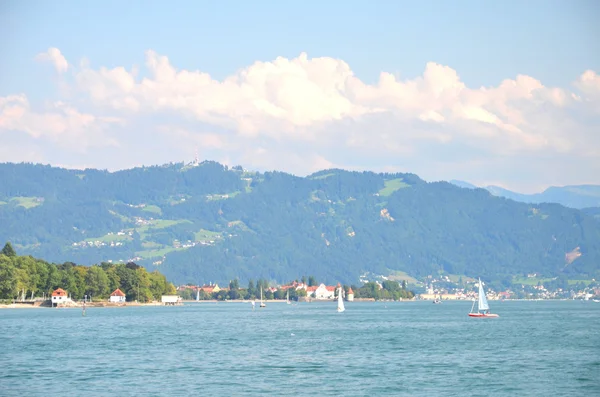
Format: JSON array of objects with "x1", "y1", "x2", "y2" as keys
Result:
[{"x1": 1, "y1": 47, "x2": 599, "y2": 192}]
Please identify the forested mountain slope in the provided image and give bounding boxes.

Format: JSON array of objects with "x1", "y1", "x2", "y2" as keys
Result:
[{"x1": 1, "y1": 162, "x2": 599, "y2": 285}]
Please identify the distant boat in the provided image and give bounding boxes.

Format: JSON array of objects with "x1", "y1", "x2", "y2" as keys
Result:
[
  {"x1": 286, "y1": 290, "x2": 291, "y2": 305},
  {"x1": 337, "y1": 284, "x2": 345, "y2": 313},
  {"x1": 433, "y1": 295, "x2": 442, "y2": 304},
  {"x1": 260, "y1": 287, "x2": 266, "y2": 308},
  {"x1": 469, "y1": 278, "x2": 499, "y2": 318}
]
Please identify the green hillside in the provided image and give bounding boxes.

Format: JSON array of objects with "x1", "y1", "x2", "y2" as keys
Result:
[{"x1": 1, "y1": 161, "x2": 599, "y2": 286}]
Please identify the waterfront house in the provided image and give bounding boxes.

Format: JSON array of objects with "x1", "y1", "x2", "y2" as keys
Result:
[
  {"x1": 306, "y1": 285, "x2": 318, "y2": 298},
  {"x1": 51, "y1": 288, "x2": 70, "y2": 307},
  {"x1": 109, "y1": 288, "x2": 126, "y2": 303},
  {"x1": 314, "y1": 284, "x2": 335, "y2": 300},
  {"x1": 161, "y1": 295, "x2": 182, "y2": 305}
]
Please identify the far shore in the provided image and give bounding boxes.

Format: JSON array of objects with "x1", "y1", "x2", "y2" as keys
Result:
[
  {"x1": 2, "y1": 298, "x2": 585, "y2": 309},
  {"x1": 0, "y1": 301, "x2": 165, "y2": 309}
]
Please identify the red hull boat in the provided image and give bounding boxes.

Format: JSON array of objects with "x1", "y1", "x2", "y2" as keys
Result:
[{"x1": 468, "y1": 312, "x2": 499, "y2": 318}]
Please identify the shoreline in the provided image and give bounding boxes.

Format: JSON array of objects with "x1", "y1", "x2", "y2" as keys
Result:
[
  {"x1": 1, "y1": 298, "x2": 590, "y2": 309},
  {"x1": 0, "y1": 301, "x2": 165, "y2": 309}
]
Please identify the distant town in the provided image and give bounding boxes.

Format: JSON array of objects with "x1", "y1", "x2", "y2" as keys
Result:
[
  {"x1": 416, "y1": 273, "x2": 600, "y2": 301},
  {"x1": 175, "y1": 274, "x2": 600, "y2": 302}
]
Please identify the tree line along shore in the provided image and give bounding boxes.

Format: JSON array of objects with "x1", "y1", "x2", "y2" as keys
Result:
[
  {"x1": 0, "y1": 242, "x2": 176, "y2": 304},
  {"x1": 1, "y1": 241, "x2": 415, "y2": 306}
]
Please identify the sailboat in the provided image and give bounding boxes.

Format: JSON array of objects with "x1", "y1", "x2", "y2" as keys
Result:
[
  {"x1": 469, "y1": 278, "x2": 499, "y2": 318},
  {"x1": 260, "y1": 287, "x2": 266, "y2": 308},
  {"x1": 433, "y1": 294, "x2": 442, "y2": 304},
  {"x1": 286, "y1": 290, "x2": 291, "y2": 305},
  {"x1": 337, "y1": 284, "x2": 345, "y2": 313}
]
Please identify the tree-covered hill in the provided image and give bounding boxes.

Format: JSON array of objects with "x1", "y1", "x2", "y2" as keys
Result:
[{"x1": 1, "y1": 161, "x2": 599, "y2": 286}]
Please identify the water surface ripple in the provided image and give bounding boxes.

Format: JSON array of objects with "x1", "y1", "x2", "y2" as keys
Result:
[{"x1": 1, "y1": 300, "x2": 599, "y2": 396}]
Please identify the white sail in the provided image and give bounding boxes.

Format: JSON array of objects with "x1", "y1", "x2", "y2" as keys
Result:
[
  {"x1": 478, "y1": 278, "x2": 489, "y2": 312},
  {"x1": 337, "y1": 286, "x2": 345, "y2": 312},
  {"x1": 260, "y1": 287, "x2": 266, "y2": 307},
  {"x1": 286, "y1": 290, "x2": 291, "y2": 304}
]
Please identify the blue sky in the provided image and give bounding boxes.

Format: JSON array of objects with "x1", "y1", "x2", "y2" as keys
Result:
[{"x1": 1, "y1": 0, "x2": 599, "y2": 192}]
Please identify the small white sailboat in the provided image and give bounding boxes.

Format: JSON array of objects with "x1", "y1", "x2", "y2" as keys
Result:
[
  {"x1": 337, "y1": 284, "x2": 345, "y2": 313},
  {"x1": 469, "y1": 278, "x2": 499, "y2": 318},
  {"x1": 286, "y1": 290, "x2": 291, "y2": 305},
  {"x1": 260, "y1": 287, "x2": 266, "y2": 308}
]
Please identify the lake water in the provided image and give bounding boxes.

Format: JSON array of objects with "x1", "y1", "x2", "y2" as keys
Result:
[{"x1": 1, "y1": 300, "x2": 599, "y2": 396}]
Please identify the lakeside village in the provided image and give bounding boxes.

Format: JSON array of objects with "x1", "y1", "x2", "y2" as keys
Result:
[
  {"x1": 176, "y1": 273, "x2": 600, "y2": 303},
  {"x1": 6, "y1": 276, "x2": 600, "y2": 309}
]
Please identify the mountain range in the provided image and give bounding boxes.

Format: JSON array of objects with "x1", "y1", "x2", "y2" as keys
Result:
[
  {"x1": 449, "y1": 180, "x2": 600, "y2": 210},
  {"x1": 1, "y1": 162, "x2": 599, "y2": 288}
]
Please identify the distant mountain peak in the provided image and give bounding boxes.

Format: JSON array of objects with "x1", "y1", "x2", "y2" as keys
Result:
[{"x1": 448, "y1": 180, "x2": 600, "y2": 209}]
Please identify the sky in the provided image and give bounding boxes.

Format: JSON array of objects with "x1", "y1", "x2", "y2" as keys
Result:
[{"x1": 0, "y1": 0, "x2": 599, "y2": 193}]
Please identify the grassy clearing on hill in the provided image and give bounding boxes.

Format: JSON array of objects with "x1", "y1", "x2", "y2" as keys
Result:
[
  {"x1": 206, "y1": 191, "x2": 241, "y2": 201},
  {"x1": 310, "y1": 173, "x2": 335, "y2": 180},
  {"x1": 141, "y1": 241, "x2": 162, "y2": 249},
  {"x1": 388, "y1": 270, "x2": 418, "y2": 284},
  {"x1": 84, "y1": 234, "x2": 131, "y2": 243},
  {"x1": 136, "y1": 219, "x2": 191, "y2": 240},
  {"x1": 378, "y1": 179, "x2": 409, "y2": 197},
  {"x1": 513, "y1": 276, "x2": 556, "y2": 286},
  {"x1": 10, "y1": 197, "x2": 42, "y2": 209},
  {"x1": 136, "y1": 246, "x2": 185, "y2": 260},
  {"x1": 194, "y1": 229, "x2": 221, "y2": 241},
  {"x1": 567, "y1": 279, "x2": 595, "y2": 286},
  {"x1": 142, "y1": 205, "x2": 162, "y2": 215}
]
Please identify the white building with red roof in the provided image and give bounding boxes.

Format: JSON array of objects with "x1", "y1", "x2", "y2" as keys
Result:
[
  {"x1": 51, "y1": 288, "x2": 71, "y2": 307},
  {"x1": 314, "y1": 283, "x2": 336, "y2": 300},
  {"x1": 109, "y1": 288, "x2": 126, "y2": 303}
]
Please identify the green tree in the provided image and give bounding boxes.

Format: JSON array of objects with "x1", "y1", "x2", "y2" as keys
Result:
[
  {"x1": 247, "y1": 279, "x2": 256, "y2": 298},
  {"x1": 84, "y1": 266, "x2": 110, "y2": 299},
  {"x1": 382, "y1": 280, "x2": 401, "y2": 292},
  {"x1": 149, "y1": 270, "x2": 169, "y2": 300},
  {"x1": 0, "y1": 258, "x2": 18, "y2": 298},
  {"x1": 135, "y1": 268, "x2": 152, "y2": 302},
  {"x1": 61, "y1": 268, "x2": 79, "y2": 299},
  {"x1": 105, "y1": 266, "x2": 121, "y2": 293},
  {"x1": 1, "y1": 242, "x2": 16, "y2": 257},
  {"x1": 228, "y1": 278, "x2": 240, "y2": 300}
]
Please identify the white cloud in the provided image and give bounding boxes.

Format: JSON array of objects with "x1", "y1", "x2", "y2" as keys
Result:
[
  {"x1": 68, "y1": 51, "x2": 598, "y2": 150},
  {"x1": 35, "y1": 47, "x2": 69, "y2": 73},
  {"x1": 2, "y1": 49, "x2": 599, "y2": 191},
  {"x1": 0, "y1": 94, "x2": 120, "y2": 149}
]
